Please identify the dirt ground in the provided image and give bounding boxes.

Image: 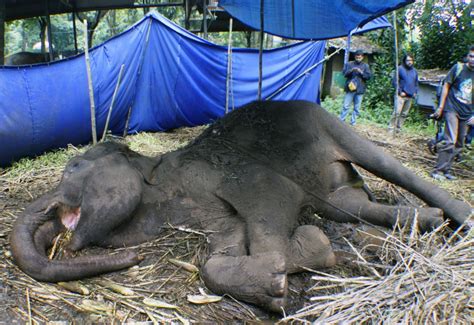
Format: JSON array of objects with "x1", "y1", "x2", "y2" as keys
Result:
[{"x1": 0, "y1": 122, "x2": 472, "y2": 324}]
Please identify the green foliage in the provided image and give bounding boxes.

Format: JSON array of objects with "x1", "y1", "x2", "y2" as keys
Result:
[
  {"x1": 363, "y1": 53, "x2": 394, "y2": 124},
  {"x1": 3, "y1": 147, "x2": 84, "y2": 179},
  {"x1": 5, "y1": 19, "x2": 42, "y2": 54},
  {"x1": 320, "y1": 94, "x2": 344, "y2": 116},
  {"x1": 208, "y1": 32, "x2": 252, "y2": 48},
  {"x1": 414, "y1": 1, "x2": 473, "y2": 69},
  {"x1": 322, "y1": 93, "x2": 437, "y2": 137}
]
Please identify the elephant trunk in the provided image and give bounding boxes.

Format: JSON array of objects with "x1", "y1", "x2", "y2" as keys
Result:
[{"x1": 10, "y1": 194, "x2": 141, "y2": 282}]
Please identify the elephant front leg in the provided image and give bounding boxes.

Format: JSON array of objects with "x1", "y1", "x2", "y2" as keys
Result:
[
  {"x1": 206, "y1": 166, "x2": 338, "y2": 312},
  {"x1": 201, "y1": 217, "x2": 288, "y2": 312},
  {"x1": 202, "y1": 252, "x2": 288, "y2": 313},
  {"x1": 202, "y1": 224, "x2": 336, "y2": 313}
]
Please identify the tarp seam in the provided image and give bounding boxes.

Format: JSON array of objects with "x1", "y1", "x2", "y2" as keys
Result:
[
  {"x1": 126, "y1": 18, "x2": 153, "y2": 134},
  {"x1": 22, "y1": 69, "x2": 36, "y2": 153},
  {"x1": 172, "y1": 36, "x2": 184, "y2": 119}
]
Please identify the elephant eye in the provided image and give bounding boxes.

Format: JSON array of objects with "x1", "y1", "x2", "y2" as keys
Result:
[{"x1": 65, "y1": 160, "x2": 83, "y2": 174}]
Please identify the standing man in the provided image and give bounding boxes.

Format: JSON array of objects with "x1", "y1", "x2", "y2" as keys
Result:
[
  {"x1": 430, "y1": 45, "x2": 474, "y2": 180},
  {"x1": 340, "y1": 49, "x2": 372, "y2": 126},
  {"x1": 389, "y1": 54, "x2": 418, "y2": 133}
]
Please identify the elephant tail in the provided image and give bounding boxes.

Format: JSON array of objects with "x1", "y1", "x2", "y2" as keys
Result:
[{"x1": 10, "y1": 197, "x2": 141, "y2": 282}]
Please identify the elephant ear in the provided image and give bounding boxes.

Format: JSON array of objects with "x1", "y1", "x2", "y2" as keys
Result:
[{"x1": 66, "y1": 152, "x2": 143, "y2": 251}]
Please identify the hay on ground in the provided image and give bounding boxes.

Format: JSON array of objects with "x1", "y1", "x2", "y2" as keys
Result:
[{"x1": 0, "y1": 123, "x2": 472, "y2": 323}]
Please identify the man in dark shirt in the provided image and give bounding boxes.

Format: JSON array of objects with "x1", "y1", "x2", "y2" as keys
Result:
[
  {"x1": 339, "y1": 50, "x2": 372, "y2": 126},
  {"x1": 389, "y1": 54, "x2": 418, "y2": 133},
  {"x1": 431, "y1": 45, "x2": 474, "y2": 180}
]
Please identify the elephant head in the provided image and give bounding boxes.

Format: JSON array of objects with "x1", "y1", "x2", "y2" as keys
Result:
[{"x1": 10, "y1": 142, "x2": 145, "y2": 282}]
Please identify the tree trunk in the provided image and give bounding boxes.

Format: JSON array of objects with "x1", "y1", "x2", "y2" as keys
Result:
[
  {"x1": 106, "y1": 10, "x2": 117, "y2": 37},
  {"x1": 77, "y1": 10, "x2": 108, "y2": 48},
  {"x1": 38, "y1": 17, "x2": 47, "y2": 53}
]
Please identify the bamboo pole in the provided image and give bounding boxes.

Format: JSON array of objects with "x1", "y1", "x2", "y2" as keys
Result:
[
  {"x1": 225, "y1": 18, "x2": 233, "y2": 114},
  {"x1": 257, "y1": 0, "x2": 264, "y2": 100},
  {"x1": 265, "y1": 47, "x2": 342, "y2": 100},
  {"x1": 102, "y1": 64, "x2": 125, "y2": 142},
  {"x1": 84, "y1": 20, "x2": 98, "y2": 144}
]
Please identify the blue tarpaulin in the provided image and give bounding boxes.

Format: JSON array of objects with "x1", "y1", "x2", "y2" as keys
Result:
[
  {"x1": 0, "y1": 12, "x2": 326, "y2": 166},
  {"x1": 219, "y1": 0, "x2": 412, "y2": 40}
]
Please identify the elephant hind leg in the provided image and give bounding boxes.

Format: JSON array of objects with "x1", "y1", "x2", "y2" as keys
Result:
[{"x1": 320, "y1": 186, "x2": 444, "y2": 232}]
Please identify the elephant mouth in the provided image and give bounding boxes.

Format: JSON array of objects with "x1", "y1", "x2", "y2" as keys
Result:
[
  {"x1": 54, "y1": 203, "x2": 81, "y2": 231},
  {"x1": 61, "y1": 205, "x2": 81, "y2": 230}
]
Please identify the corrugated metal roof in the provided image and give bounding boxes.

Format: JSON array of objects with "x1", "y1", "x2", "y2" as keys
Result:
[
  {"x1": 328, "y1": 36, "x2": 384, "y2": 54},
  {"x1": 418, "y1": 69, "x2": 448, "y2": 84},
  {"x1": 3, "y1": 0, "x2": 155, "y2": 21}
]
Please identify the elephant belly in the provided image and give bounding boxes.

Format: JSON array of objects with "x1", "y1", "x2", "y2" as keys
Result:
[{"x1": 154, "y1": 193, "x2": 233, "y2": 230}]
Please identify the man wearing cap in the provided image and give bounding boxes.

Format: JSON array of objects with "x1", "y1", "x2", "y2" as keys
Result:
[{"x1": 340, "y1": 50, "x2": 372, "y2": 126}]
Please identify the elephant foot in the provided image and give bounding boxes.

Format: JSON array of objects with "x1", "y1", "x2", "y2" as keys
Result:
[
  {"x1": 201, "y1": 251, "x2": 288, "y2": 313},
  {"x1": 287, "y1": 225, "x2": 336, "y2": 273},
  {"x1": 414, "y1": 207, "x2": 444, "y2": 231},
  {"x1": 442, "y1": 199, "x2": 473, "y2": 228}
]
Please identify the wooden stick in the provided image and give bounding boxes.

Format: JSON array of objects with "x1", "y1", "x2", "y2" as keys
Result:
[
  {"x1": 26, "y1": 288, "x2": 32, "y2": 325},
  {"x1": 102, "y1": 64, "x2": 125, "y2": 142},
  {"x1": 84, "y1": 19, "x2": 97, "y2": 144}
]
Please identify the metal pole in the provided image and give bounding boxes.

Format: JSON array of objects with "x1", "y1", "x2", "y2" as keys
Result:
[
  {"x1": 72, "y1": 3, "x2": 78, "y2": 54},
  {"x1": 225, "y1": 18, "x2": 233, "y2": 114},
  {"x1": 102, "y1": 64, "x2": 125, "y2": 142},
  {"x1": 185, "y1": 0, "x2": 191, "y2": 30},
  {"x1": 257, "y1": 0, "x2": 264, "y2": 100},
  {"x1": 45, "y1": 0, "x2": 54, "y2": 61},
  {"x1": 202, "y1": 0, "x2": 208, "y2": 40},
  {"x1": 84, "y1": 20, "x2": 98, "y2": 144},
  {"x1": 393, "y1": 12, "x2": 399, "y2": 112},
  {"x1": 344, "y1": 31, "x2": 353, "y2": 65},
  {"x1": 0, "y1": 0, "x2": 5, "y2": 64}
]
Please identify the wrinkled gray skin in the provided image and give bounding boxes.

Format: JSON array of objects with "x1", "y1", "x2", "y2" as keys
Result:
[{"x1": 11, "y1": 100, "x2": 472, "y2": 312}]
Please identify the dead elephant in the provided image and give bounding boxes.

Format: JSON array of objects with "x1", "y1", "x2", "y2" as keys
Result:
[{"x1": 10, "y1": 100, "x2": 472, "y2": 312}]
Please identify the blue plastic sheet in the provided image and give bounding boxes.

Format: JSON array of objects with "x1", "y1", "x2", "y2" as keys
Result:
[
  {"x1": 219, "y1": 0, "x2": 411, "y2": 40},
  {"x1": 0, "y1": 13, "x2": 325, "y2": 166}
]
